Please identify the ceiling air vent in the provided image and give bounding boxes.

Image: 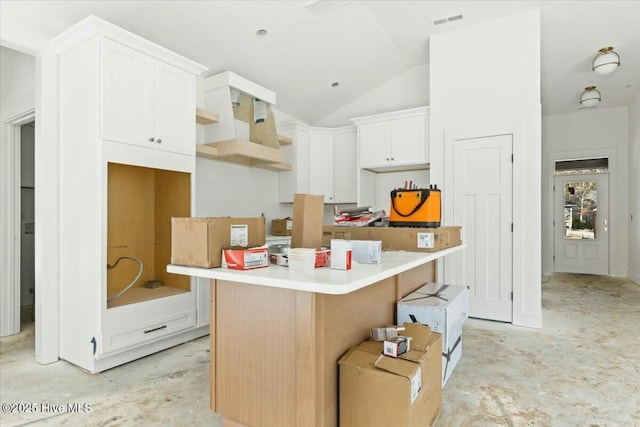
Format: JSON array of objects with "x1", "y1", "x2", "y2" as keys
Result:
[{"x1": 433, "y1": 14, "x2": 464, "y2": 26}]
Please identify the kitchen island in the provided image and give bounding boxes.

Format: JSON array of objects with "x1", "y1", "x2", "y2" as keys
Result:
[{"x1": 167, "y1": 245, "x2": 463, "y2": 427}]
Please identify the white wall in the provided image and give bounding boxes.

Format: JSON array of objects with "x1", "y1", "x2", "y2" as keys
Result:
[
  {"x1": 542, "y1": 107, "x2": 630, "y2": 278},
  {"x1": 628, "y1": 92, "x2": 640, "y2": 284},
  {"x1": 0, "y1": 46, "x2": 35, "y2": 121},
  {"x1": 194, "y1": 158, "x2": 293, "y2": 226},
  {"x1": 0, "y1": 46, "x2": 35, "y2": 336},
  {"x1": 317, "y1": 64, "x2": 429, "y2": 127},
  {"x1": 429, "y1": 10, "x2": 542, "y2": 328}
]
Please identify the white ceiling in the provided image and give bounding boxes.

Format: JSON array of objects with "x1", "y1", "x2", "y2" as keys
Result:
[{"x1": 1, "y1": 1, "x2": 639, "y2": 126}]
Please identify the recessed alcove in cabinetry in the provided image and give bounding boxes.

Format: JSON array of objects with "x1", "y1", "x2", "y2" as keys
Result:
[{"x1": 106, "y1": 162, "x2": 191, "y2": 309}]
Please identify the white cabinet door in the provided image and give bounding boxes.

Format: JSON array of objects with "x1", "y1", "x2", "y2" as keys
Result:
[
  {"x1": 389, "y1": 115, "x2": 425, "y2": 166},
  {"x1": 358, "y1": 121, "x2": 389, "y2": 169},
  {"x1": 309, "y1": 133, "x2": 334, "y2": 203},
  {"x1": 278, "y1": 125, "x2": 310, "y2": 203},
  {"x1": 154, "y1": 61, "x2": 195, "y2": 155},
  {"x1": 102, "y1": 39, "x2": 194, "y2": 155},
  {"x1": 333, "y1": 131, "x2": 357, "y2": 203},
  {"x1": 102, "y1": 39, "x2": 154, "y2": 147}
]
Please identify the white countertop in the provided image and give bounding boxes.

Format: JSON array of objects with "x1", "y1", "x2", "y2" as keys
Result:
[{"x1": 167, "y1": 245, "x2": 464, "y2": 295}]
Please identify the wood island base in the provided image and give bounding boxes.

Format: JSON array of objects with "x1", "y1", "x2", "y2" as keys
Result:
[{"x1": 210, "y1": 263, "x2": 434, "y2": 427}]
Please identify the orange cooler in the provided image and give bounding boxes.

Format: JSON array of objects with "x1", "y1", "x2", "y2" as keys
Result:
[{"x1": 389, "y1": 187, "x2": 441, "y2": 227}]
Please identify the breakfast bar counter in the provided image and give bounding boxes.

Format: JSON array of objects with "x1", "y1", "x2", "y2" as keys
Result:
[{"x1": 167, "y1": 245, "x2": 463, "y2": 427}]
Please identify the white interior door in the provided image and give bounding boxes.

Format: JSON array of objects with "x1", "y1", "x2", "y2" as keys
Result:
[
  {"x1": 453, "y1": 134, "x2": 513, "y2": 322},
  {"x1": 554, "y1": 173, "x2": 609, "y2": 275}
]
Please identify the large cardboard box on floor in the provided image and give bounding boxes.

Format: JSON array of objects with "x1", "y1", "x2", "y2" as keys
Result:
[
  {"x1": 322, "y1": 225, "x2": 461, "y2": 253},
  {"x1": 171, "y1": 217, "x2": 266, "y2": 268},
  {"x1": 397, "y1": 283, "x2": 469, "y2": 386},
  {"x1": 339, "y1": 323, "x2": 442, "y2": 427}
]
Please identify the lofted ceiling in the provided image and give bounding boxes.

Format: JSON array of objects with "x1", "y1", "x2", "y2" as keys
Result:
[{"x1": 1, "y1": 1, "x2": 639, "y2": 126}]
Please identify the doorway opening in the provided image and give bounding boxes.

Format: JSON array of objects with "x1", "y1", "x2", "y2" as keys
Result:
[
  {"x1": 553, "y1": 157, "x2": 609, "y2": 275},
  {"x1": 20, "y1": 121, "x2": 36, "y2": 325}
]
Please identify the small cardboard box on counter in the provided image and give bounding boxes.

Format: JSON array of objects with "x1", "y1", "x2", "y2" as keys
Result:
[
  {"x1": 322, "y1": 225, "x2": 461, "y2": 253},
  {"x1": 291, "y1": 194, "x2": 324, "y2": 249},
  {"x1": 221, "y1": 246, "x2": 269, "y2": 270},
  {"x1": 397, "y1": 283, "x2": 469, "y2": 386},
  {"x1": 171, "y1": 217, "x2": 265, "y2": 268},
  {"x1": 271, "y1": 218, "x2": 293, "y2": 236},
  {"x1": 339, "y1": 323, "x2": 442, "y2": 427}
]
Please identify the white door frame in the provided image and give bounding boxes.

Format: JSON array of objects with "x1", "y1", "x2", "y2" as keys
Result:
[
  {"x1": 2, "y1": 25, "x2": 61, "y2": 364},
  {"x1": 547, "y1": 149, "x2": 617, "y2": 277},
  {"x1": 0, "y1": 110, "x2": 34, "y2": 336}
]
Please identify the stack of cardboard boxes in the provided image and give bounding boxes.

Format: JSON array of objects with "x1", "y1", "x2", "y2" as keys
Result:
[
  {"x1": 397, "y1": 284, "x2": 469, "y2": 386},
  {"x1": 339, "y1": 323, "x2": 443, "y2": 427}
]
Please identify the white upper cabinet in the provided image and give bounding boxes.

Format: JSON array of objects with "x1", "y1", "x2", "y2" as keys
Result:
[
  {"x1": 279, "y1": 123, "x2": 357, "y2": 204},
  {"x1": 278, "y1": 122, "x2": 310, "y2": 203},
  {"x1": 332, "y1": 129, "x2": 357, "y2": 204},
  {"x1": 101, "y1": 39, "x2": 195, "y2": 155},
  {"x1": 352, "y1": 107, "x2": 429, "y2": 172},
  {"x1": 309, "y1": 132, "x2": 335, "y2": 203}
]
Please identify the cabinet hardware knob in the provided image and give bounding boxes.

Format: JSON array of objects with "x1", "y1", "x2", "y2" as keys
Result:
[
  {"x1": 386, "y1": 158, "x2": 390, "y2": 161},
  {"x1": 149, "y1": 137, "x2": 155, "y2": 142},
  {"x1": 391, "y1": 158, "x2": 394, "y2": 161},
  {"x1": 156, "y1": 139, "x2": 162, "y2": 143}
]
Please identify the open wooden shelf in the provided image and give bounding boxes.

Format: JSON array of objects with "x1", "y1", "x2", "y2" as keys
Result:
[
  {"x1": 196, "y1": 108, "x2": 220, "y2": 125},
  {"x1": 196, "y1": 143, "x2": 219, "y2": 159},
  {"x1": 107, "y1": 285, "x2": 189, "y2": 309},
  {"x1": 277, "y1": 134, "x2": 292, "y2": 146},
  {"x1": 196, "y1": 138, "x2": 292, "y2": 171}
]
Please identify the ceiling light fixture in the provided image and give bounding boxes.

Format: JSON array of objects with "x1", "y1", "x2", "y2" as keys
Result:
[
  {"x1": 580, "y1": 86, "x2": 601, "y2": 107},
  {"x1": 592, "y1": 47, "x2": 620, "y2": 75}
]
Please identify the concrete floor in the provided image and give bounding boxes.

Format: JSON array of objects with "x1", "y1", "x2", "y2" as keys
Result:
[{"x1": 1, "y1": 273, "x2": 639, "y2": 427}]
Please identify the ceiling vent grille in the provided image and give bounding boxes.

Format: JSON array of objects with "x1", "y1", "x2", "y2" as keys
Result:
[{"x1": 433, "y1": 14, "x2": 464, "y2": 26}]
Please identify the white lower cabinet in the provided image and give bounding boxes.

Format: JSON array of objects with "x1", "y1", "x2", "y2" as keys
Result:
[
  {"x1": 99, "y1": 308, "x2": 197, "y2": 357},
  {"x1": 279, "y1": 122, "x2": 357, "y2": 204},
  {"x1": 53, "y1": 16, "x2": 209, "y2": 373}
]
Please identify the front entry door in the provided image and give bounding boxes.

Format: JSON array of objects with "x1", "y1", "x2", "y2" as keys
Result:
[
  {"x1": 453, "y1": 134, "x2": 513, "y2": 322},
  {"x1": 554, "y1": 173, "x2": 609, "y2": 275}
]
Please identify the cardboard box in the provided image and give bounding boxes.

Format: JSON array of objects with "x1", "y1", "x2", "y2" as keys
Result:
[
  {"x1": 269, "y1": 248, "x2": 330, "y2": 268},
  {"x1": 171, "y1": 217, "x2": 266, "y2": 268},
  {"x1": 271, "y1": 218, "x2": 293, "y2": 236},
  {"x1": 330, "y1": 239, "x2": 352, "y2": 270},
  {"x1": 383, "y1": 336, "x2": 411, "y2": 358},
  {"x1": 322, "y1": 225, "x2": 461, "y2": 253},
  {"x1": 291, "y1": 194, "x2": 324, "y2": 248},
  {"x1": 339, "y1": 324, "x2": 442, "y2": 427},
  {"x1": 397, "y1": 283, "x2": 469, "y2": 386},
  {"x1": 269, "y1": 253, "x2": 288, "y2": 266},
  {"x1": 221, "y1": 246, "x2": 269, "y2": 270},
  {"x1": 351, "y1": 240, "x2": 382, "y2": 264}
]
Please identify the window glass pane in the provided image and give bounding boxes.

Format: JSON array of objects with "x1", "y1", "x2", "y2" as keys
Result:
[
  {"x1": 555, "y1": 158, "x2": 608, "y2": 175},
  {"x1": 563, "y1": 181, "x2": 597, "y2": 240}
]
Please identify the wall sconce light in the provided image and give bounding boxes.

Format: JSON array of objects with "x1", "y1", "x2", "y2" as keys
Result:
[
  {"x1": 592, "y1": 47, "x2": 620, "y2": 75},
  {"x1": 580, "y1": 86, "x2": 601, "y2": 107}
]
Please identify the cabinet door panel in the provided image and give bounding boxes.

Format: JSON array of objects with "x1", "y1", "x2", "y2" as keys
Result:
[
  {"x1": 389, "y1": 115, "x2": 425, "y2": 165},
  {"x1": 101, "y1": 39, "x2": 154, "y2": 146},
  {"x1": 309, "y1": 133, "x2": 334, "y2": 203},
  {"x1": 358, "y1": 122, "x2": 389, "y2": 169},
  {"x1": 154, "y1": 61, "x2": 195, "y2": 155},
  {"x1": 333, "y1": 131, "x2": 357, "y2": 204}
]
